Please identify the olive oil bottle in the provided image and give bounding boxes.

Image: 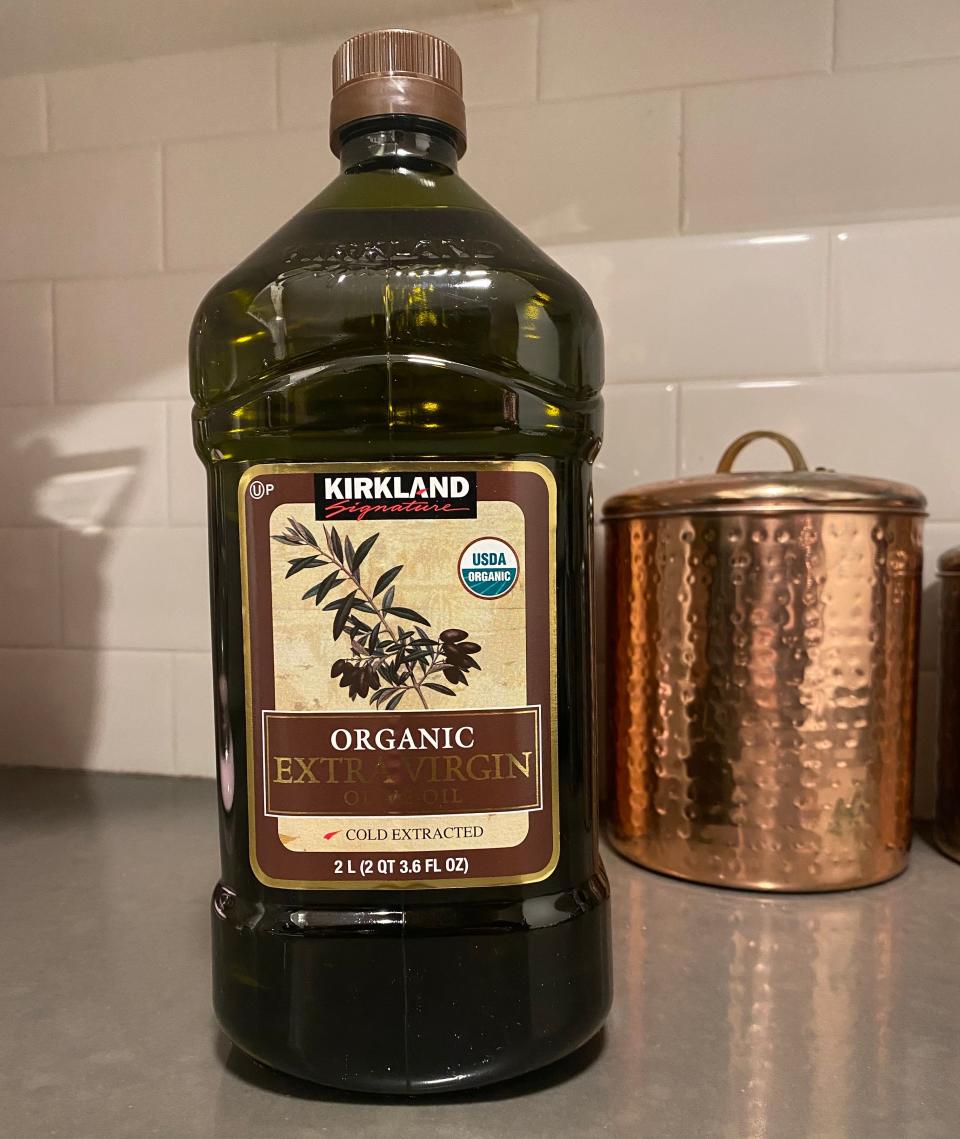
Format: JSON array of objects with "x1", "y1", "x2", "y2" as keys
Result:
[{"x1": 191, "y1": 28, "x2": 610, "y2": 1092}]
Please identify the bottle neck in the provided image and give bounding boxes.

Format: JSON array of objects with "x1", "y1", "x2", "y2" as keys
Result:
[{"x1": 337, "y1": 121, "x2": 460, "y2": 176}]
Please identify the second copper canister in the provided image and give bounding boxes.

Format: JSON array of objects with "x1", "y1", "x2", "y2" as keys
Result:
[
  {"x1": 603, "y1": 431, "x2": 926, "y2": 892},
  {"x1": 935, "y1": 546, "x2": 960, "y2": 863}
]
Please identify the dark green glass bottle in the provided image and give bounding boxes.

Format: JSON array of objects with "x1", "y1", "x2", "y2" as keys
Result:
[{"x1": 191, "y1": 28, "x2": 610, "y2": 1093}]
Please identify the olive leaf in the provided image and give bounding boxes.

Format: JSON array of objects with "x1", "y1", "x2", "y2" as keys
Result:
[
  {"x1": 387, "y1": 605, "x2": 430, "y2": 626},
  {"x1": 286, "y1": 555, "x2": 325, "y2": 578},
  {"x1": 303, "y1": 569, "x2": 341, "y2": 604},
  {"x1": 288, "y1": 517, "x2": 317, "y2": 547},
  {"x1": 326, "y1": 526, "x2": 343, "y2": 563},
  {"x1": 331, "y1": 591, "x2": 356, "y2": 640},
  {"x1": 352, "y1": 533, "x2": 379, "y2": 574},
  {"x1": 372, "y1": 564, "x2": 401, "y2": 596}
]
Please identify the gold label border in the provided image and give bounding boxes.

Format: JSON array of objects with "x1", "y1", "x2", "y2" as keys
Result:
[{"x1": 238, "y1": 459, "x2": 559, "y2": 890}]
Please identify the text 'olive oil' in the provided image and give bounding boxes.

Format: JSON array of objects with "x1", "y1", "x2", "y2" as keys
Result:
[{"x1": 190, "y1": 28, "x2": 611, "y2": 1093}]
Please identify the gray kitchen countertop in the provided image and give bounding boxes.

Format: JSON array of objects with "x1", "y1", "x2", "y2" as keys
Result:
[{"x1": 2, "y1": 766, "x2": 959, "y2": 1139}]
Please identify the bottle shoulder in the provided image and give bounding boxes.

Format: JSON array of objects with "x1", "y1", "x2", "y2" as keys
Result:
[{"x1": 190, "y1": 170, "x2": 603, "y2": 410}]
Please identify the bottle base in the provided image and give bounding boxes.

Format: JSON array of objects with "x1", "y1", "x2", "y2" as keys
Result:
[{"x1": 212, "y1": 873, "x2": 611, "y2": 1094}]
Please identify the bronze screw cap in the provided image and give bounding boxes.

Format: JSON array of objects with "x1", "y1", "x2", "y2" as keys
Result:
[{"x1": 330, "y1": 28, "x2": 466, "y2": 156}]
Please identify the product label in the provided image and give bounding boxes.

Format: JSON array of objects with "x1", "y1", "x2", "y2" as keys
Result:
[{"x1": 239, "y1": 461, "x2": 558, "y2": 889}]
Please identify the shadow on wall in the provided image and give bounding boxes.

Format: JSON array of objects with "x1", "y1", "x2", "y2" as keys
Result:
[
  {"x1": 1, "y1": 262, "x2": 218, "y2": 777},
  {"x1": 6, "y1": 438, "x2": 143, "y2": 776}
]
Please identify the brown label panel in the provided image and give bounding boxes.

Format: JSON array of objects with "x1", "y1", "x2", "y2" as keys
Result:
[
  {"x1": 264, "y1": 706, "x2": 542, "y2": 817},
  {"x1": 239, "y1": 461, "x2": 558, "y2": 890}
]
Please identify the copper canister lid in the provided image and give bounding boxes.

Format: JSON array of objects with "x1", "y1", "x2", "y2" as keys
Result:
[
  {"x1": 602, "y1": 430, "x2": 927, "y2": 520},
  {"x1": 938, "y1": 545, "x2": 960, "y2": 575},
  {"x1": 330, "y1": 29, "x2": 467, "y2": 156}
]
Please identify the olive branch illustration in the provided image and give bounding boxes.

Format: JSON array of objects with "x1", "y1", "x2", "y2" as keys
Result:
[{"x1": 272, "y1": 518, "x2": 481, "y2": 710}]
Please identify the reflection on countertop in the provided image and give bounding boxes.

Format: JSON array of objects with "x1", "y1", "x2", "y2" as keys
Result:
[{"x1": 2, "y1": 767, "x2": 959, "y2": 1139}]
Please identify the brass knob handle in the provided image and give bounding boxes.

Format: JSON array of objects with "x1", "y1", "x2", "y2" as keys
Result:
[{"x1": 716, "y1": 430, "x2": 808, "y2": 474}]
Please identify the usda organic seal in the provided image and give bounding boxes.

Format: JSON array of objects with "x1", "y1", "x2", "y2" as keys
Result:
[{"x1": 458, "y1": 537, "x2": 519, "y2": 599}]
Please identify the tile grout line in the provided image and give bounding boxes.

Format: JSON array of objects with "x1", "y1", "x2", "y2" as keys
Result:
[
  {"x1": 271, "y1": 41, "x2": 282, "y2": 131},
  {"x1": 833, "y1": 53, "x2": 960, "y2": 77},
  {"x1": 609, "y1": 363, "x2": 960, "y2": 387},
  {"x1": 158, "y1": 142, "x2": 168, "y2": 273},
  {"x1": 532, "y1": 5, "x2": 544, "y2": 102},
  {"x1": 169, "y1": 649, "x2": 180, "y2": 776},
  {"x1": 7, "y1": 55, "x2": 960, "y2": 161},
  {"x1": 673, "y1": 383, "x2": 684, "y2": 477},
  {"x1": 487, "y1": 51, "x2": 960, "y2": 151},
  {"x1": 0, "y1": 265, "x2": 230, "y2": 287},
  {"x1": 44, "y1": 280, "x2": 57, "y2": 404},
  {"x1": 38, "y1": 71, "x2": 51, "y2": 153},
  {"x1": 0, "y1": 645, "x2": 210, "y2": 658},
  {"x1": 822, "y1": 223, "x2": 835, "y2": 374},
  {"x1": 0, "y1": 524, "x2": 210, "y2": 533},
  {"x1": 163, "y1": 400, "x2": 175, "y2": 526},
  {"x1": 566, "y1": 53, "x2": 960, "y2": 100},
  {"x1": 8, "y1": 357, "x2": 960, "y2": 413},
  {"x1": 0, "y1": 122, "x2": 330, "y2": 163},
  {"x1": 5, "y1": 214, "x2": 960, "y2": 290},
  {"x1": 533, "y1": 66, "x2": 837, "y2": 108},
  {"x1": 53, "y1": 526, "x2": 66, "y2": 648},
  {"x1": 677, "y1": 89, "x2": 686, "y2": 233},
  {"x1": 830, "y1": 0, "x2": 839, "y2": 71}
]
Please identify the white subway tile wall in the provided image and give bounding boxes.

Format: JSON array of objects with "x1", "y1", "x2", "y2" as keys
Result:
[
  {"x1": 0, "y1": 74, "x2": 46, "y2": 157},
  {"x1": 468, "y1": 92, "x2": 681, "y2": 243},
  {"x1": 539, "y1": 0, "x2": 833, "y2": 98},
  {"x1": 679, "y1": 374, "x2": 960, "y2": 519},
  {"x1": 0, "y1": 402, "x2": 168, "y2": 528},
  {"x1": 0, "y1": 0, "x2": 955, "y2": 810},
  {"x1": 829, "y1": 220, "x2": 960, "y2": 372},
  {"x1": 549, "y1": 232, "x2": 828, "y2": 383},
  {"x1": 0, "y1": 147, "x2": 163, "y2": 279},
  {"x1": 173, "y1": 652, "x2": 218, "y2": 778},
  {"x1": 166, "y1": 401, "x2": 206, "y2": 527},
  {"x1": 835, "y1": 0, "x2": 960, "y2": 67},
  {"x1": 0, "y1": 649, "x2": 174, "y2": 773},
  {"x1": 592, "y1": 384, "x2": 678, "y2": 509},
  {"x1": 60, "y1": 526, "x2": 209, "y2": 652},
  {"x1": 47, "y1": 44, "x2": 278, "y2": 152},
  {"x1": 0, "y1": 530, "x2": 62, "y2": 648},
  {"x1": 54, "y1": 272, "x2": 215, "y2": 402},
  {"x1": 163, "y1": 129, "x2": 335, "y2": 269},
  {"x1": 683, "y1": 63, "x2": 960, "y2": 233},
  {"x1": 0, "y1": 282, "x2": 54, "y2": 404}
]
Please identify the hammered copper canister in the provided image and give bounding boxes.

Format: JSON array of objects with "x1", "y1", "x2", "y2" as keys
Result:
[
  {"x1": 603, "y1": 430, "x2": 926, "y2": 892},
  {"x1": 935, "y1": 546, "x2": 960, "y2": 863}
]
